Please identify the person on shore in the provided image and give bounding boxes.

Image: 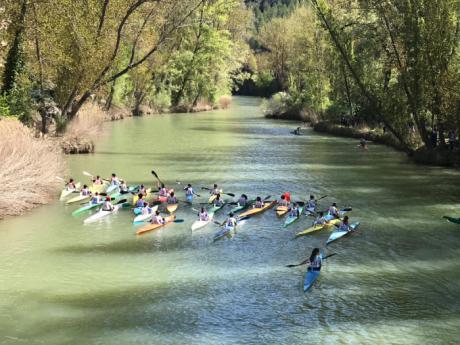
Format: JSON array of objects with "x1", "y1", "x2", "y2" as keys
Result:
[
  {"x1": 66, "y1": 178, "x2": 76, "y2": 190},
  {"x1": 337, "y1": 215, "x2": 352, "y2": 232},
  {"x1": 278, "y1": 194, "x2": 289, "y2": 207},
  {"x1": 102, "y1": 196, "x2": 114, "y2": 211},
  {"x1": 254, "y1": 196, "x2": 264, "y2": 208},
  {"x1": 289, "y1": 203, "x2": 300, "y2": 218},
  {"x1": 111, "y1": 173, "x2": 120, "y2": 186},
  {"x1": 151, "y1": 210, "x2": 165, "y2": 225},
  {"x1": 213, "y1": 194, "x2": 224, "y2": 207},
  {"x1": 167, "y1": 192, "x2": 178, "y2": 204},
  {"x1": 237, "y1": 194, "x2": 248, "y2": 206},
  {"x1": 93, "y1": 175, "x2": 104, "y2": 185},
  {"x1": 91, "y1": 192, "x2": 102, "y2": 205},
  {"x1": 328, "y1": 202, "x2": 339, "y2": 218},
  {"x1": 135, "y1": 194, "x2": 145, "y2": 208},
  {"x1": 184, "y1": 184, "x2": 195, "y2": 203},
  {"x1": 81, "y1": 184, "x2": 91, "y2": 197},
  {"x1": 199, "y1": 207, "x2": 209, "y2": 221}
]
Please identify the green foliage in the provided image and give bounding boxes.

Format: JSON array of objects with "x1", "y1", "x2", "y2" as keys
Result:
[{"x1": 0, "y1": 94, "x2": 11, "y2": 117}]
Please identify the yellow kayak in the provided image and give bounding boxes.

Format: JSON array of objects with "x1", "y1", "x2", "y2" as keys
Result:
[
  {"x1": 276, "y1": 205, "x2": 289, "y2": 217},
  {"x1": 132, "y1": 188, "x2": 152, "y2": 206},
  {"x1": 166, "y1": 204, "x2": 178, "y2": 213},
  {"x1": 136, "y1": 215, "x2": 176, "y2": 235},
  {"x1": 208, "y1": 190, "x2": 223, "y2": 204},
  {"x1": 238, "y1": 200, "x2": 276, "y2": 218},
  {"x1": 89, "y1": 183, "x2": 107, "y2": 193},
  {"x1": 295, "y1": 219, "x2": 341, "y2": 238},
  {"x1": 59, "y1": 182, "x2": 81, "y2": 200}
]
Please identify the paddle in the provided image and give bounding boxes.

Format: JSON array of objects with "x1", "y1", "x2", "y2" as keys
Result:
[
  {"x1": 82, "y1": 170, "x2": 110, "y2": 182},
  {"x1": 173, "y1": 219, "x2": 185, "y2": 223},
  {"x1": 213, "y1": 215, "x2": 248, "y2": 227},
  {"x1": 286, "y1": 253, "x2": 337, "y2": 268},
  {"x1": 151, "y1": 169, "x2": 163, "y2": 185},
  {"x1": 201, "y1": 187, "x2": 235, "y2": 198}
]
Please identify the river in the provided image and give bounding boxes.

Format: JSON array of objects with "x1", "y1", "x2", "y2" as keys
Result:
[{"x1": 1, "y1": 97, "x2": 460, "y2": 345}]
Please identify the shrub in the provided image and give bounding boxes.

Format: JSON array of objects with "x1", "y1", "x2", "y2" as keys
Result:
[
  {"x1": 0, "y1": 118, "x2": 64, "y2": 219},
  {"x1": 218, "y1": 95, "x2": 232, "y2": 109}
]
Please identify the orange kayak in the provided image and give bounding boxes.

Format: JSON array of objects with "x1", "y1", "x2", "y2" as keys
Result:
[
  {"x1": 136, "y1": 215, "x2": 176, "y2": 235},
  {"x1": 238, "y1": 200, "x2": 276, "y2": 219}
]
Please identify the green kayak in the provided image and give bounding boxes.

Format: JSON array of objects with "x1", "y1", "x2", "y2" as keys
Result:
[
  {"x1": 228, "y1": 200, "x2": 255, "y2": 215},
  {"x1": 444, "y1": 216, "x2": 460, "y2": 224},
  {"x1": 72, "y1": 202, "x2": 102, "y2": 216},
  {"x1": 209, "y1": 203, "x2": 225, "y2": 214},
  {"x1": 283, "y1": 204, "x2": 304, "y2": 228}
]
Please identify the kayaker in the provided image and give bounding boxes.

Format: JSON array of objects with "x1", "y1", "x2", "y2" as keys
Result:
[
  {"x1": 254, "y1": 196, "x2": 264, "y2": 208},
  {"x1": 158, "y1": 183, "x2": 168, "y2": 197},
  {"x1": 328, "y1": 202, "x2": 339, "y2": 218},
  {"x1": 211, "y1": 184, "x2": 220, "y2": 195},
  {"x1": 102, "y1": 196, "x2": 114, "y2": 211},
  {"x1": 278, "y1": 195, "x2": 289, "y2": 207},
  {"x1": 213, "y1": 194, "x2": 224, "y2": 207},
  {"x1": 167, "y1": 192, "x2": 178, "y2": 204},
  {"x1": 90, "y1": 192, "x2": 102, "y2": 205},
  {"x1": 93, "y1": 175, "x2": 104, "y2": 185},
  {"x1": 337, "y1": 215, "x2": 352, "y2": 232},
  {"x1": 184, "y1": 184, "x2": 195, "y2": 202},
  {"x1": 81, "y1": 185, "x2": 91, "y2": 196},
  {"x1": 66, "y1": 178, "x2": 76, "y2": 190},
  {"x1": 306, "y1": 195, "x2": 317, "y2": 210},
  {"x1": 313, "y1": 212, "x2": 328, "y2": 226},
  {"x1": 135, "y1": 194, "x2": 145, "y2": 208},
  {"x1": 151, "y1": 210, "x2": 165, "y2": 225},
  {"x1": 237, "y1": 194, "x2": 248, "y2": 206},
  {"x1": 307, "y1": 248, "x2": 322, "y2": 272},
  {"x1": 226, "y1": 212, "x2": 237, "y2": 227},
  {"x1": 282, "y1": 192, "x2": 291, "y2": 203},
  {"x1": 111, "y1": 173, "x2": 120, "y2": 186},
  {"x1": 359, "y1": 138, "x2": 368, "y2": 150},
  {"x1": 119, "y1": 180, "x2": 129, "y2": 194},
  {"x1": 289, "y1": 203, "x2": 300, "y2": 218},
  {"x1": 139, "y1": 184, "x2": 147, "y2": 196},
  {"x1": 141, "y1": 202, "x2": 153, "y2": 215},
  {"x1": 198, "y1": 207, "x2": 209, "y2": 221}
]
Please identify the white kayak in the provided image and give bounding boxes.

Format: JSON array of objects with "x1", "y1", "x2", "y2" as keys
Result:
[
  {"x1": 106, "y1": 184, "x2": 119, "y2": 194},
  {"x1": 326, "y1": 222, "x2": 360, "y2": 245},
  {"x1": 191, "y1": 213, "x2": 214, "y2": 231},
  {"x1": 83, "y1": 204, "x2": 123, "y2": 224},
  {"x1": 324, "y1": 210, "x2": 347, "y2": 222},
  {"x1": 65, "y1": 193, "x2": 91, "y2": 205},
  {"x1": 59, "y1": 183, "x2": 81, "y2": 200},
  {"x1": 133, "y1": 205, "x2": 159, "y2": 223}
]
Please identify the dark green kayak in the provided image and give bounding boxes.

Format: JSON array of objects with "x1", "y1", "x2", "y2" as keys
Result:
[
  {"x1": 228, "y1": 199, "x2": 255, "y2": 215},
  {"x1": 443, "y1": 216, "x2": 460, "y2": 224}
]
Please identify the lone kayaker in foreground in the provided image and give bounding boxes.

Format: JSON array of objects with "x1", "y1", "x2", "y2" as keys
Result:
[{"x1": 294, "y1": 248, "x2": 322, "y2": 271}]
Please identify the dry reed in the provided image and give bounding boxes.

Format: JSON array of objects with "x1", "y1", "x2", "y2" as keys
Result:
[
  {"x1": 64, "y1": 103, "x2": 105, "y2": 140},
  {"x1": 0, "y1": 119, "x2": 65, "y2": 219},
  {"x1": 218, "y1": 95, "x2": 232, "y2": 109}
]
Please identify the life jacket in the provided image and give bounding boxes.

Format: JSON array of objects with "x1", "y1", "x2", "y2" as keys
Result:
[
  {"x1": 212, "y1": 188, "x2": 220, "y2": 195},
  {"x1": 290, "y1": 208, "x2": 299, "y2": 217},
  {"x1": 91, "y1": 196, "x2": 100, "y2": 204},
  {"x1": 67, "y1": 183, "x2": 75, "y2": 190},
  {"x1": 111, "y1": 178, "x2": 119, "y2": 186},
  {"x1": 120, "y1": 184, "x2": 128, "y2": 192},
  {"x1": 278, "y1": 199, "x2": 288, "y2": 206},
  {"x1": 307, "y1": 200, "x2": 316, "y2": 208},
  {"x1": 329, "y1": 206, "x2": 338, "y2": 216},
  {"x1": 136, "y1": 199, "x2": 144, "y2": 208},
  {"x1": 338, "y1": 222, "x2": 350, "y2": 232},
  {"x1": 167, "y1": 197, "x2": 177, "y2": 204},
  {"x1": 82, "y1": 189, "x2": 90, "y2": 196},
  {"x1": 238, "y1": 197, "x2": 247, "y2": 206},
  {"x1": 102, "y1": 201, "x2": 112, "y2": 211},
  {"x1": 214, "y1": 199, "x2": 223, "y2": 207},
  {"x1": 159, "y1": 188, "x2": 167, "y2": 196},
  {"x1": 283, "y1": 192, "x2": 291, "y2": 202},
  {"x1": 153, "y1": 215, "x2": 163, "y2": 224},
  {"x1": 199, "y1": 212, "x2": 208, "y2": 221},
  {"x1": 94, "y1": 179, "x2": 103, "y2": 185},
  {"x1": 255, "y1": 201, "x2": 263, "y2": 208},
  {"x1": 185, "y1": 187, "x2": 193, "y2": 196},
  {"x1": 309, "y1": 255, "x2": 322, "y2": 270}
]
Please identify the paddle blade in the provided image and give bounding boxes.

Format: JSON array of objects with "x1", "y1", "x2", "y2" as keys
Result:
[
  {"x1": 173, "y1": 219, "x2": 184, "y2": 223},
  {"x1": 318, "y1": 195, "x2": 328, "y2": 201},
  {"x1": 263, "y1": 195, "x2": 271, "y2": 200},
  {"x1": 116, "y1": 199, "x2": 128, "y2": 205},
  {"x1": 201, "y1": 187, "x2": 211, "y2": 191},
  {"x1": 285, "y1": 264, "x2": 297, "y2": 268},
  {"x1": 82, "y1": 171, "x2": 93, "y2": 177},
  {"x1": 341, "y1": 207, "x2": 352, "y2": 212},
  {"x1": 225, "y1": 193, "x2": 235, "y2": 197},
  {"x1": 323, "y1": 253, "x2": 338, "y2": 260}
]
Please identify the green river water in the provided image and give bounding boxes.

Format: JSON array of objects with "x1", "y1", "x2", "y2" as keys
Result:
[{"x1": 1, "y1": 97, "x2": 460, "y2": 345}]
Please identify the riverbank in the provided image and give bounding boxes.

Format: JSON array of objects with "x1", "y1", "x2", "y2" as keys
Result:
[{"x1": 312, "y1": 121, "x2": 460, "y2": 168}]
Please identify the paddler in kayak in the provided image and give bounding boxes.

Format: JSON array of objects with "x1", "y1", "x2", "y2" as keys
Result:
[
  {"x1": 289, "y1": 203, "x2": 301, "y2": 218},
  {"x1": 66, "y1": 178, "x2": 77, "y2": 190},
  {"x1": 359, "y1": 138, "x2": 368, "y2": 150},
  {"x1": 278, "y1": 194, "x2": 289, "y2": 207},
  {"x1": 167, "y1": 192, "x2": 178, "y2": 204},
  {"x1": 119, "y1": 180, "x2": 129, "y2": 194},
  {"x1": 102, "y1": 196, "x2": 114, "y2": 211},
  {"x1": 158, "y1": 183, "x2": 168, "y2": 197},
  {"x1": 151, "y1": 210, "x2": 166, "y2": 225},
  {"x1": 337, "y1": 215, "x2": 352, "y2": 232},
  {"x1": 313, "y1": 211, "x2": 328, "y2": 226},
  {"x1": 306, "y1": 195, "x2": 317, "y2": 210},
  {"x1": 225, "y1": 212, "x2": 238, "y2": 232},
  {"x1": 135, "y1": 194, "x2": 145, "y2": 208},
  {"x1": 213, "y1": 194, "x2": 224, "y2": 207},
  {"x1": 254, "y1": 196, "x2": 264, "y2": 208},
  {"x1": 211, "y1": 184, "x2": 220, "y2": 195},
  {"x1": 141, "y1": 202, "x2": 153, "y2": 216},
  {"x1": 111, "y1": 173, "x2": 120, "y2": 186},
  {"x1": 237, "y1": 194, "x2": 248, "y2": 206},
  {"x1": 81, "y1": 184, "x2": 91, "y2": 197},
  {"x1": 93, "y1": 175, "x2": 104, "y2": 185},
  {"x1": 90, "y1": 192, "x2": 102, "y2": 204},
  {"x1": 328, "y1": 202, "x2": 339, "y2": 218},
  {"x1": 139, "y1": 184, "x2": 147, "y2": 196},
  {"x1": 198, "y1": 207, "x2": 209, "y2": 221},
  {"x1": 307, "y1": 248, "x2": 322, "y2": 272},
  {"x1": 184, "y1": 184, "x2": 196, "y2": 203}
]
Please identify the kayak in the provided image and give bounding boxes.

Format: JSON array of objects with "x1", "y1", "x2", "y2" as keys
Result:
[
  {"x1": 324, "y1": 210, "x2": 347, "y2": 222},
  {"x1": 208, "y1": 203, "x2": 225, "y2": 214},
  {"x1": 295, "y1": 218, "x2": 341, "y2": 238},
  {"x1": 106, "y1": 184, "x2": 119, "y2": 194},
  {"x1": 276, "y1": 205, "x2": 289, "y2": 217},
  {"x1": 132, "y1": 188, "x2": 152, "y2": 206},
  {"x1": 89, "y1": 183, "x2": 108, "y2": 194},
  {"x1": 72, "y1": 201, "x2": 103, "y2": 216},
  {"x1": 326, "y1": 222, "x2": 360, "y2": 245},
  {"x1": 208, "y1": 194, "x2": 217, "y2": 204},
  {"x1": 166, "y1": 204, "x2": 178, "y2": 213},
  {"x1": 304, "y1": 268, "x2": 321, "y2": 292},
  {"x1": 65, "y1": 193, "x2": 91, "y2": 205},
  {"x1": 136, "y1": 215, "x2": 176, "y2": 235},
  {"x1": 443, "y1": 216, "x2": 460, "y2": 224},
  {"x1": 305, "y1": 206, "x2": 315, "y2": 215},
  {"x1": 83, "y1": 203, "x2": 124, "y2": 224},
  {"x1": 229, "y1": 200, "x2": 255, "y2": 215},
  {"x1": 133, "y1": 205, "x2": 159, "y2": 223},
  {"x1": 213, "y1": 225, "x2": 235, "y2": 242},
  {"x1": 191, "y1": 213, "x2": 214, "y2": 231},
  {"x1": 283, "y1": 204, "x2": 304, "y2": 228},
  {"x1": 238, "y1": 200, "x2": 276, "y2": 218},
  {"x1": 59, "y1": 182, "x2": 81, "y2": 200}
]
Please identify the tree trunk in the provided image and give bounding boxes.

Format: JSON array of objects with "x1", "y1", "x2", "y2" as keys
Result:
[{"x1": 105, "y1": 80, "x2": 117, "y2": 110}]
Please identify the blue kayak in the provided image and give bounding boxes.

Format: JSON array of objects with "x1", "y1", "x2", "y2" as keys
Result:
[{"x1": 304, "y1": 269, "x2": 321, "y2": 292}]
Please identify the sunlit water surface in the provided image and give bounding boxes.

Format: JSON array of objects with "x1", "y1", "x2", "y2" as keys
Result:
[{"x1": 1, "y1": 97, "x2": 460, "y2": 345}]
